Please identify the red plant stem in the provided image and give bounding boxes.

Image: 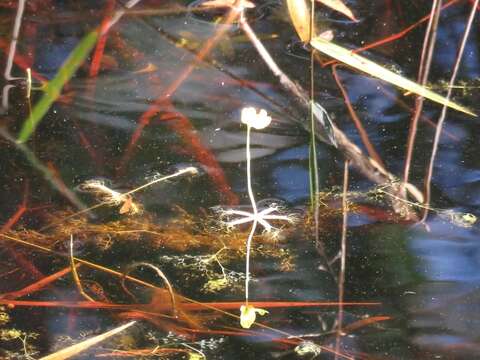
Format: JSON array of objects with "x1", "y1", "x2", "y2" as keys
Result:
[
  {"x1": 74, "y1": 120, "x2": 103, "y2": 169},
  {"x1": 403, "y1": 0, "x2": 441, "y2": 189},
  {"x1": 0, "y1": 187, "x2": 45, "y2": 281},
  {"x1": 0, "y1": 266, "x2": 74, "y2": 300},
  {"x1": 71, "y1": 0, "x2": 118, "y2": 172},
  {"x1": 119, "y1": 4, "x2": 242, "y2": 171},
  {"x1": 111, "y1": 24, "x2": 238, "y2": 204},
  {"x1": 331, "y1": 65, "x2": 385, "y2": 168},
  {"x1": 82, "y1": 2, "x2": 114, "y2": 162},
  {"x1": 468, "y1": 0, "x2": 480, "y2": 9},
  {"x1": 159, "y1": 105, "x2": 238, "y2": 204},
  {"x1": 342, "y1": 316, "x2": 391, "y2": 333},
  {"x1": 1, "y1": 203, "x2": 27, "y2": 233},
  {"x1": 89, "y1": 0, "x2": 116, "y2": 78},
  {"x1": 322, "y1": 0, "x2": 460, "y2": 67},
  {"x1": 422, "y1": 0, "x2": 479, "y2": 222},
  {"x1": 0, "y1": 299, "x2": 379, "y2": 311}
]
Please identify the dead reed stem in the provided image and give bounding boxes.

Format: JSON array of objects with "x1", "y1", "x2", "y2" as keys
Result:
[
  {"x1": 239, "y1": 8, "x2": 421, "y2": 218},
  {"x1": 69, "y1": 235, "x2": 95, "y2": 302},
  {"x1": 4, "y1": 0, "x2": 25, "y2": 81},
  {"x1": 331, "y1": 64, "x2": 384, "y2": 168},
  {"x1": 422, "y1": 0, "x2": 479, "y2": 222},
  {"x1": 403, "y1": 0, "x2": 441, "y2": 188}
]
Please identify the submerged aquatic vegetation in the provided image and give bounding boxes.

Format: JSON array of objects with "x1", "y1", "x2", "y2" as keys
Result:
[
  {"x1": 39, "y1": 321, "x2": 136, "y2": 360},
  {"x1": 218, "y1": 106, "x2": 300, "y2": 326},
  {"x1": 159, "y1": 248, "x2": 247, "y2": 295},
  {"x1": 3, "y1": 0, "x2": 480, "y2": 358},
  {"x1": 294, "y1": 340, "x2": 323, "y2": 357}
]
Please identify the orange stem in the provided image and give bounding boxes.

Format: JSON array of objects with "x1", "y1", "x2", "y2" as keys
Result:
[
  {"x1": 322, "y1": 0, "x2": 460, "y2": 67},
  {"x1": 331, "y1": 65, "x2": 385, "y2": 168}
]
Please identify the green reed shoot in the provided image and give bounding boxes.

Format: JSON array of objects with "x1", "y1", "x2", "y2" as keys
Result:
[{"x1": 17, "y1": 31, "x2": 99, "y2": 143}]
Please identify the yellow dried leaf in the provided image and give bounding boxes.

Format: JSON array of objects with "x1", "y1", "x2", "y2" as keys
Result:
[
  {"x1": 286, "y1": 0, "x2": 312, "y2": 43},
  {"x1": 310, "y1": 36, "x2": 475, "y2": 116}
]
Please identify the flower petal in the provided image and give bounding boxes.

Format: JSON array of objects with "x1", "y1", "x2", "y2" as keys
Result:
[{"x1": 240, "y1": 305, "x2": 268, "y2": 329}]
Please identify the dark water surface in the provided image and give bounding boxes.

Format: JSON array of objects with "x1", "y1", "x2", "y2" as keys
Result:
[{"x1": 1, "y1": 0, "x2": 480, "y2": 359}]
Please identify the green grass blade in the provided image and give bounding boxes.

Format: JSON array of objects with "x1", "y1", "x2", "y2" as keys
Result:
[
  {"x1": 310, "y1": 36, "x2": 476, "y2": 117},
  {"x1": 17, "y1": 31, "x2": 99, "y2": 143}
]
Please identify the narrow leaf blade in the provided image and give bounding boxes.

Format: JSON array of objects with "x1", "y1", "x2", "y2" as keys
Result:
[
  {"x1": 310, "y1": 36, "x2": 475, "y2": 116},
  {"x1": 17, "y1": 31, "x2": 99, "y2": 143}
]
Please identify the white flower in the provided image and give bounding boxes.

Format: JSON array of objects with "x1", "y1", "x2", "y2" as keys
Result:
[{"x1": 241, "y1": 107, "x2": 272, "y2": 130}]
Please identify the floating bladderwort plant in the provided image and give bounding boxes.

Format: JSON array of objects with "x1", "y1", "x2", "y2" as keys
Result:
[{"x1": 219, "y1": 107, "x2": 297, "y2": 328}]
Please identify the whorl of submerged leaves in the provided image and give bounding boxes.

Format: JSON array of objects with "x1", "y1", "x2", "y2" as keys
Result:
[
  {"x1": 213, "y1": 201, "x2": 301, "y2": 239},
  {"x1": 0, "y1": 309, "x2": 39, "y2": 359},
  {"x1": 5, "y1": 204, "x2": 297, "y2": 267}
]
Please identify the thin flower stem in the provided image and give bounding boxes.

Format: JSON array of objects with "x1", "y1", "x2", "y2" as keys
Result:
[
  {"x1": 245, "y1": 126, "x2": 257, "y2": 215},
  {"x1": 335, "y1": 161, "x2": 349, "y2": 359},
  {"x1": 239, "y1": 10, "x2": 420, "y2": 219},
  {"x1": 245, "y1": 218, "x2": 257, "y2": 305},
  {"x1": 245, "y1": 125, "x2": 258, "y2": 304}
]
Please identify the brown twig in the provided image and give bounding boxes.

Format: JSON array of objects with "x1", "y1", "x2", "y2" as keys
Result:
[
  {"x1": 422, "y1": 0, "x2": 479, "y2": 222},
  {"x1": 403, "y1": 0, "x2": 441, "y2": 190},
  {"x1": 121, "y1": 262, "x2": 178, "y2": 318},
  {"x1": 331, "y1": 64, "x2": 385, "y2": 168},
  {"x1": 0, "y1": 266, "x2": 74, "y2": 300},
  {"x1": 239, "y1": 12, "x2": 420, "y2": 218},
  {"x1": 70, "y1": 235, "x2": 95, "y2": 302}
]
